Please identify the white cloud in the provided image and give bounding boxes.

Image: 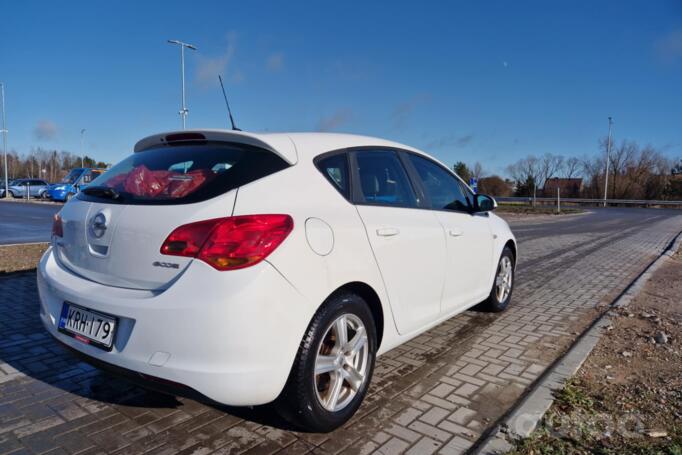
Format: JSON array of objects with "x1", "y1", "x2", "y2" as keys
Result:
[
  {"x1": 34, "y1": 120, "x2": 57, "y2": 140},
  {"x1": 391, "y1": 94, "x2": 431, "y2": 130},
  {"x1": 316, "y1": 109, "x2": 352, "y2": 132},
  {"x1": 266, "y1": 52, "x2": 284, "y2": 72},
  {"x1": 655, "y1": 29, "x2": 682, "y2": 63},
  {"x1": 425, "y1": 133, "x2": 474, "y2": 150},
  {"x1": 195, "y1": 32, "x2": 238, "y2": 87}
]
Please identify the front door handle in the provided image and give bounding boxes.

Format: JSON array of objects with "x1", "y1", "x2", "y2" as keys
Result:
[
  {"x1": 376, "y1": 227, "x2": 400, "y2": 237},
  {"x1": 448, "y1": 228, "x2": 464, "y2": 237}
]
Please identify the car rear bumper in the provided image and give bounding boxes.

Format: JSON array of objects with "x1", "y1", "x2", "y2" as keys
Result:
[{"x1": 37, "y1": 246, "x2": 312, "y2": 406}]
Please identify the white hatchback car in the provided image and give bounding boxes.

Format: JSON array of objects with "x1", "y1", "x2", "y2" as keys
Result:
[{"x1": 38, "y1": 130, "x2": 516, "y2": 432}]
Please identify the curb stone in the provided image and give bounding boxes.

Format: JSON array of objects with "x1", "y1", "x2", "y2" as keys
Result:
[{"x1": 471, "y1": 230, "x2": 682, "y2": 455}]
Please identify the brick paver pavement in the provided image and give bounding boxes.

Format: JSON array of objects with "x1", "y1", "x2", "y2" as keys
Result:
[{"x1": 1, "y1": 209, "x2": 681, "y2": 455}]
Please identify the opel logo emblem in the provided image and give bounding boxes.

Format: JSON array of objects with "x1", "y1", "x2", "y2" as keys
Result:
[{"x1": 91, "y1": 213, "x2": 107, "y2": 238}]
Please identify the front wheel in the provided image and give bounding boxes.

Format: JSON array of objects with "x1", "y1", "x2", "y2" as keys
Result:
[
  {"x1": 278, "y1": 292, "x2": 377, "y2": 432},
  {"x1": 482, "y1": 246, "x2": 515, "y2": 312}
]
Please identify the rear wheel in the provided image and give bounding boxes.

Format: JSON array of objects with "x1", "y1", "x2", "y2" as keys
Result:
[
  {"x1": 481, "y1": 246, "x2": 515, "y2": 312},
  {"x1": 278, "y1": 292, "x2": 376, "y2": 432},
  {"x1": 8, "y1": 190, "x2": 16, "y2": 198}
]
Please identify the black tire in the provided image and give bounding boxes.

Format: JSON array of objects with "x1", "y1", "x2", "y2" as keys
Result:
[
  {"x1": 39, "y1": 191, "x2": 47, "y2": 199},
  {"x1": 481, "y1": 246, "x2": 515, "y2": 312},
  {"x1": 9, "y1": 190, "x2": 16, "y2": 198},
  {"x1": 278, "y1": 292, "x2": 377, "y2": 432}
]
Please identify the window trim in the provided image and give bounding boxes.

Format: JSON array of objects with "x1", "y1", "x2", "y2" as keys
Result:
[{"x1": 312, "y1": 146, "x2": 481, "y2": 215}]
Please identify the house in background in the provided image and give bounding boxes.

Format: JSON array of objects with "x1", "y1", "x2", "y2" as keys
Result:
[{"x1": 543, "y1": 177, "x2": 583, "y2": 198}]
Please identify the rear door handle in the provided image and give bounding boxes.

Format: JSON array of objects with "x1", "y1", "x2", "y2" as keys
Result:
[
  {"x1": 376, "y1": 227, "x2": 400, "y2": 237},
  {"x1": 448, "y1": 228, "x2": 464, "y2": 237}
]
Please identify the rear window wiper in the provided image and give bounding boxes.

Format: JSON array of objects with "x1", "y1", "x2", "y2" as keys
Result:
[{"x1": 82, "y1": 186, "x2": 120, "y2": 200}]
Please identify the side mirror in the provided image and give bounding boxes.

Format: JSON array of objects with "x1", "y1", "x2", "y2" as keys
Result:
[{"x1": 474, "y1": 194, "x2": 497, "y2": 212}]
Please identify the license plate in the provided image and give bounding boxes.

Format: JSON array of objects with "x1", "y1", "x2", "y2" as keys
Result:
[{"x1": 58, "y1": 303, "x2": 117, "y2": 351}]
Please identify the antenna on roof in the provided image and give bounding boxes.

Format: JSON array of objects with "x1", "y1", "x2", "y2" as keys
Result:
[{"x1": 218, "y1": 75, "x2": 240, "y2": 131}]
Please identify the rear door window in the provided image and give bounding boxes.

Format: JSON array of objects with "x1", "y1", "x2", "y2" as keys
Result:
[
  {"x1": 78, "y1": 142, "x2": 289, "y2": 205},
  {"x1": 354, "y1": 150, "x2": 418, "y2": 208}
]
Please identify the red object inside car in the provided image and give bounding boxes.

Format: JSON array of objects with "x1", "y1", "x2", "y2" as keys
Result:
[{"x1": 104, "y1": 165, "x2": 214, "y2": 199}]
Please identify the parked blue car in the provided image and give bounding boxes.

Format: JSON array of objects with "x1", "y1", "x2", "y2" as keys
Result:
[
  {"x1": 46, "y1": 168, "x2": 106, "y2": 202},
  {"x1": 0, "y1": 178, "x2": 51, "y2": 198}
]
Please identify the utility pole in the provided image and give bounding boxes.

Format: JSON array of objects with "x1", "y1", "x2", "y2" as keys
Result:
[
  {"x1": 603, "y1": 116, "x2": 613, "y2": 207},
  {"x1": 1, "y1": 83, "x2": 8, "y2": 198},
  {"x1": 80, "y1": 129, "x2": 86, "y2": 168},
  {"x1": 167, "y1": 40, "x2": 197, "y2": 129}
]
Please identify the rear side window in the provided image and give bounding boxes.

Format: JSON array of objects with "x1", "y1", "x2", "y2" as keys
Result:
[
  {"x1": 407, "y1": 154, "x2": 471, "y2": 212},
  {"x1": 315, "y1": 153, "x2": 350, "y2": 200},
  {"x1": 355, "y1": 150, "x2": 418, "y2": 208},
  {"x1": 78, "y1": 141, "x2": 289, "y2": 205}
]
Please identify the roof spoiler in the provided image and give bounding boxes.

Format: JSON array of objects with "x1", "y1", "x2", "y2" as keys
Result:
[{"x1": 133, "y1": 130, "x2": 298, "y2": 165}]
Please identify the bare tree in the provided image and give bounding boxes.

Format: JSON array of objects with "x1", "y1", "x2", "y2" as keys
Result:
[
  {"x1": 580, "y1": 154, "x2": 605, "y2": 198},
  {"x1": 471, "y1": 162, "x2": 484, "y2": 180},
  {"x1": 604, "y1": 139, "x2": 636, "y2": 199},
  {"x1": 563, "y1": 157, "x2": 581, "y2": 179},
  {"x1": 538, "y1": 153, "x2": 564, "y2": 189},
  {"x1": 507, "y1": 155, "x2": 541, "y2": 198},
  {"x1": 1, "y1": 147, "x2": 109, "y2": 183}
]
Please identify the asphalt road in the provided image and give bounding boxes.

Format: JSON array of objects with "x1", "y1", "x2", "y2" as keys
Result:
[
  {"x1": 508, "y1": 206, "x2": 682, "y2": 238},
  {"x1": 0, "y1": 207, "x2": 680, "y2": 454},
  {"x1": 0, "y1": 201, "x2": 61, "y2": 245}
]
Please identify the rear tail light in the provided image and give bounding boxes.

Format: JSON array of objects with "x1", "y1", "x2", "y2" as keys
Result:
[
  {"x1": 52, "y1": 214, "x2": 63, "y2": 238},
  {"x1": 160, "y1": 214, "x2": 293, "y2": 271}
]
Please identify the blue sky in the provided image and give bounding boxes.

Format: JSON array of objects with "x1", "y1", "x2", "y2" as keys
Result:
[{"x1": 1, "y1": 0, "x2": 681, "y2": 176}]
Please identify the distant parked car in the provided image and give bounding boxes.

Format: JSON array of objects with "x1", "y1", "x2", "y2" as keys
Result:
[
  {"x1": 46, "y1": 168, "x2": 106, "y2": 202},
  {"x1": 0, "y1": 180, "x2": 15, "y2": 198},
  {"x1": 0, "y1": 179, "x2": 50, "y2": 198}
]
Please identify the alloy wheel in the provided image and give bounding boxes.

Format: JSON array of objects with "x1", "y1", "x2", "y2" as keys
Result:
[
  {"x1": 495, "y1": 256, "x2": 513, "y2": 302},
  {"x1": 313, "y1": 313, "x2": 370, "y2": 412}
]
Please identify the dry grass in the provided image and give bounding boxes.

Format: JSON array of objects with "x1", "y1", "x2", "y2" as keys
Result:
[{"x1": 0, "y1": 243, "x2": 49, "y2": 273}]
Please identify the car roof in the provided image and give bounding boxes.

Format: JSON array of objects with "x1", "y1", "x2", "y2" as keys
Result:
[{"x1": 134, "y1": 130, "x2": 432, "y2": 166}]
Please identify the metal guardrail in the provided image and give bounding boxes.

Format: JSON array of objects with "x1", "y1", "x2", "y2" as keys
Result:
[{"x1": 496, "y1": 196, "x2": 682, "y2": 207}]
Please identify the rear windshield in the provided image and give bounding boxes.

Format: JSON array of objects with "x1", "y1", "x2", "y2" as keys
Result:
[
  {"x1": 78, "y1": 141, "x2": 289, "y2": 205},
  {"x1": 62, "y1": 169, "x2": 83, "y2": 184}
]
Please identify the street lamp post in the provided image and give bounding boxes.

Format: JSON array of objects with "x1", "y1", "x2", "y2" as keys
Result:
[
  {"x1": 1, "y1": 83, "x2": 8, "y2": 198},
  {"x1": 167, "y1": 40, "x2": 197, "y2": 129},
  {"x1": 603, "y1": 117, "x2": 613, "y2": 208},
  {"x1": 80, "y1": 129, "x2": 86, "y2": 168}
]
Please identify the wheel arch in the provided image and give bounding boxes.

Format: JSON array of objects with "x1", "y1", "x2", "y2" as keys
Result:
[
  {"x1": 326, "y1": 281, "x2": 385, "y2": 350},
  {"x1": 504, "y1": 238, "x2": 517, "y2": 266}
]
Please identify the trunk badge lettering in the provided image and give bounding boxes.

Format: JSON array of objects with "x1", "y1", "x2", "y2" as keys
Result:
[{"x1": 153, "y1": 261, "x2": 180, "y2": 269}]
